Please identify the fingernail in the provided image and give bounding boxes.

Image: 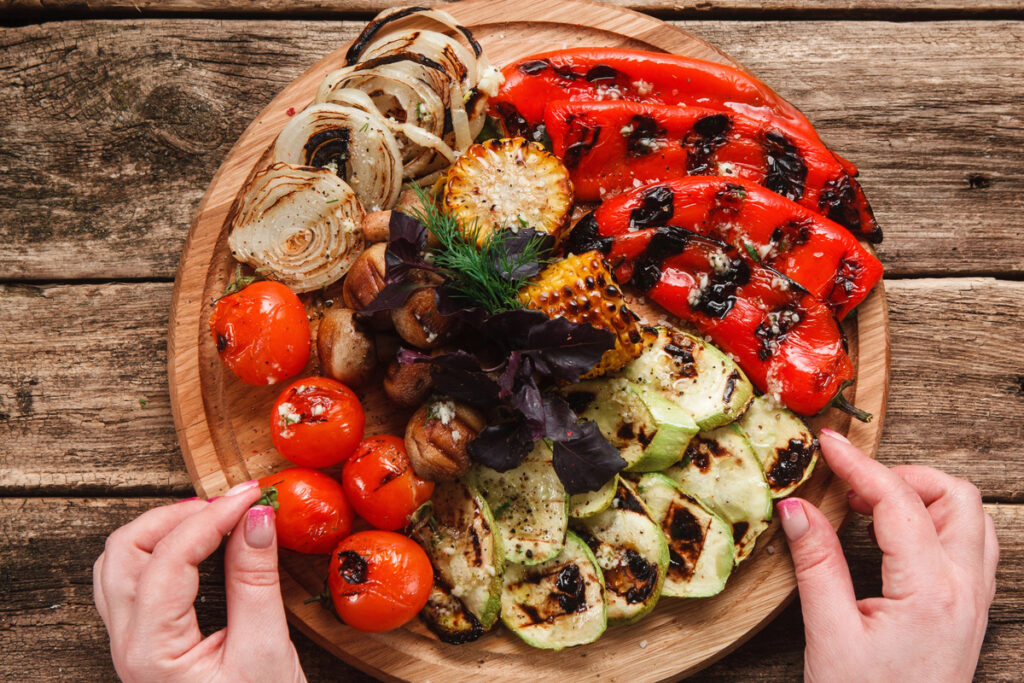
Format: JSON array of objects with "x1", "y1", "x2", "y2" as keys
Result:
[
  {"x1": 225, "y1": 480, "x2": 258, "y2": 497},
  {"x1": 820, "y1": 428, "x2": 851, "y2": 445},
  {"x1": 777, "y1": 498, "x2": 810, "y2": 541},
  {"x1": 208, "y1": 497, "x2": 220, "y2": 502},
  {"x1": 174, "y1": 496, "x2": 200, "y2": 504},
  {"x1": 245, "y1": 505, "x2": 275, "y2": 548}
]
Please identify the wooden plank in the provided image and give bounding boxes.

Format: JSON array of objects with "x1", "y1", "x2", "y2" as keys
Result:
[
  {"x1": 0, "y1": 282, "x2": 192, "y2": 495},
  {"x1": 1, "y1": 497, "x2": 1019, "y2": 681},
  {"x1": 0, "y1": 19, "x2": 1021, "y2": 280},
  {"x1": 3, "y1": 278, "x2": 1023, "y2": 498},
  {"x1": 4, "y1": 0, "x2": 1024, "y2": 18}
]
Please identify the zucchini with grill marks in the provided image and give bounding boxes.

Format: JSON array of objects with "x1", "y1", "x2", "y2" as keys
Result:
[
  {"x1": 565, "y1": 378, "x2": 697, "y2": 472},
  {"x1": 501, "y1": 530, "x2": 607, "y2": 649},
  {"x1": 736, "y1": 395, "x2": 820, "y2": 498},
  {"x1": 408, "y1": 480, "x2": 504, "y2": 641},
  {"x1": 572, "y1": 479, "x2": 668, "y2": 625},
  {"x1": 569, "y1": 474, "x2": 618, "y2": 519},
  {"x1": 469, "y1": 441, "x2": 568, "y2": 565},
  {"x1": 623, "y1": 327, "x2": 754, "y2": 431},
  {"x1": 664, "y1": 425, "x2": 772, "y2": 564},
  {"x1": 636, "y1": 473, "x2": 734, "y2": 598}
]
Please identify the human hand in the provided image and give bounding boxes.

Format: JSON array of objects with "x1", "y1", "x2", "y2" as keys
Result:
[
  {"x1": 93, "y1": 481, "x2": 306, "y2": 683},
  {"x1": 778, "y1": 429, "x2": 998, "y2": 683}
]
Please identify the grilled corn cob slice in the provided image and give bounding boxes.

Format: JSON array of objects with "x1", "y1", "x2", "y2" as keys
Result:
[
  {"x1": 519, "y1": 251, "x2": 654, "y2": 378},
  {"x1": 444, "y1": 137, "x2": 573, "y2": 246}
]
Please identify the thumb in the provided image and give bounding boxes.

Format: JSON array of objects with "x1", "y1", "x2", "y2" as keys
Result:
[
  {"x1": 777, "y1": 498, "x2": 861, "y2": 639},
  {"x1": 222, "y1": 505, "x2": 291, "y2": 656}
]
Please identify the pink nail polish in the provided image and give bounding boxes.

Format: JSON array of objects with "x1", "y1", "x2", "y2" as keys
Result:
[
  {"x1": 820, "y1": 428, "x2": 851, "y2": 445},
  {"x1": 224, "y1": 480, "x2": 258, "y2": 497},
  {"x1": 245, "y1": 505, "x2": 275, "y2": 549},
  {"x1": 777, "y1": 498, "x2": 810, "y2": 541},
  {"x1": 174, "y1": 496, "x2": 200, "y2": 504}
]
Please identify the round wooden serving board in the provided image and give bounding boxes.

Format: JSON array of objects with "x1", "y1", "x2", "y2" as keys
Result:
[{"x1": 168, "y1": 0, "x2": 890, "y2": 679}]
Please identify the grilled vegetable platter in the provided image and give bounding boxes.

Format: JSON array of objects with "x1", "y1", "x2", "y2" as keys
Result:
[{"x1": 170, "y1": 0, "x2": 889, "y2": 678}]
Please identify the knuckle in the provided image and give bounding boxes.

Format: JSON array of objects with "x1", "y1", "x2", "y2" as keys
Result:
[{"x1": 230, "y1": 564, "x2": 281, "y2": 590}]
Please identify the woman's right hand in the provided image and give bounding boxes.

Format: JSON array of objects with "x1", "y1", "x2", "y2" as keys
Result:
[{"x1": 778, "y1": 429, "x2": 998, "y2": 682}]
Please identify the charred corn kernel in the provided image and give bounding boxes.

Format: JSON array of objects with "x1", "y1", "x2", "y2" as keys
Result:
[
  {"x1": 519, "y1": 251, "x2": 655, "y2": 378},
  {"x1": 443, "y1": 137, "x2": 573, "y2": 246}
]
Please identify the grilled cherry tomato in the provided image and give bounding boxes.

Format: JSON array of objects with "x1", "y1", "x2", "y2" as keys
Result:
[
  {"x1": 342, "y1": 435, "x2": 434, "y2": 531},
  {"x1": 271, "y1": 377, "x2": 365, "y2": 468},
  {"x1": 257, "y1": 468, "x2": 353, "y2": 554},
  {"x1": 209, "y1": 280, "x2": 310, "y2": 385},
  {"x1": 328, "y1": 530, "x2": 433, "y2": 633}
]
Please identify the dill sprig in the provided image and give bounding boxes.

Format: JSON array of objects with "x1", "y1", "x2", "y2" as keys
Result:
[{"x1": 408, "y1": 186, "x2": 552, "y2": 313}]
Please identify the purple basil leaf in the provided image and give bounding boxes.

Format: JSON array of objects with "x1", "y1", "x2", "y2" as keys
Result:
[
  {"x1": 360, "y1": 280, "x2": 423, "y2": 314},
  {"x1": 498, "y1": 351, "x2": 522, "y2": 399},
  {"x1": 479, "y1": 308, "x2": 549, "y2": 351},
  {"x1": 552, "y1": 421, "x2": 627, "y2": 494},
  {"x1": 467, "y1": 420, "x2": 535, "y2": 471},
  {"x1": 396, "y1": 347, "x2": 432, "y2": 364},
  {"x1": 511, "y1": 366, "x2": 545, "y2": 440},
  {"x1": 490, "y1": 228, "x2": 554, "y2": 282},
  {"x1": 429, "y1": 351, "x2": 500, "y2": 407},
  {"x1": 540, "y1": 393, "x2": 578, "y2": 442},
  {"x1": 523, "y1": 317, "x2": 615, "y2": 383}
]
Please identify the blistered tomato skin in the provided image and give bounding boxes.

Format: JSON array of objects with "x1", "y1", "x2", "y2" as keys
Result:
[
  {"x1": 328, "y1": 530, "x2": 433, "y2": 633},
  {"x1": 257, "y1": 467, "x2": 354, "y2": 554},
  {"x1": 209, "y1": 280, "x2": 310, "y2": 385},
  {"x1": 271, "y1": 377, "x2": 365, "y2": 468},
  {"x1": 342, "y1": 435, "x2": 434, "y2": 531}
]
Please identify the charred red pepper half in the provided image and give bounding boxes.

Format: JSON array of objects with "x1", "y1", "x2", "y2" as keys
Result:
[
  {"x1": 489, "y1": 47, "x2": 859, "y2": 177},
  {"x1": 566, "y1": 177, "x2": 883, "y2": 319},
  {"x1": 622, "y1": 231, "x2": 865, "y2": 418},
  {"x1": 544, "y1": 101, "x2": 879, "y2": 241}
]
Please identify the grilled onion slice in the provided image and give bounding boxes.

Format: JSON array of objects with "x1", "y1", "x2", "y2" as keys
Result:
[
  {"x1": 228, "y1": 162, "x2": 365, "y2": 292},
  {"x1": 273, "y1": 103, "x2": 402, "y2": 211}
]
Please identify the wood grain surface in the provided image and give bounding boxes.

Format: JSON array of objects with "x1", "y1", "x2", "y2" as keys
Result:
[
  {"x1": 167, "y1": 1, "x2": 886, "y2": 677},
  {"x1": 5, "y1": 0, "x2": 1024, "y2": 18},
  {"x1": 2, "y1": 0, "x2": 1023, "y2": 680},
  {"x1": 2, "y1": 20, "x2": 1023, "y2": 280},
  {"x1": 2, "y1": 497, "x2": 1021, "y2": 681}
]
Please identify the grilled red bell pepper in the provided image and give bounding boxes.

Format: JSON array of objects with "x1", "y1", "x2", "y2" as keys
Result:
[
  {"x1": 489, "y1": 47, "x2": 859, "y2": 178},
  {"x1": 544, "y1": 101, "x2": 879, "y2": 241},
  {"x1": 565, "y1": 177, "x2": 883, "y2": 319},
  {"x1": 624, "y1": 231, "x2": 864, "y2": 418}
]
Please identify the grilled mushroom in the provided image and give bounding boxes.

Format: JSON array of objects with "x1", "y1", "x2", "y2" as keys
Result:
[
  {"x1": 384, "y1": 355, "x2": 434, "y2": 408},
  {"x1": 405, "y1": 399, "x2": 485, "y2": 481},
  {"x1": 391, "y1": 286, "x2": 453, "y2": 349},
  {"x1": 317, "y1": 307, "x2": 376, "y2": 387}
]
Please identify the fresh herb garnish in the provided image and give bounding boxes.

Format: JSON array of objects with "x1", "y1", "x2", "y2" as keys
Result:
[
  {"x1": 359, "y1": 122, "x2": 369, "y2": 133},
  {"x1": 491, "y1": 500, "x2": 511, "y2": 519},
  {"x1": 408, "y1": 186, "x2": 554, "y2": 313},
  {"x1": 743, "y1": 242, "x2": 760, "y2": 262},
  {"x1": 222, "y1": 263, "x2": 260, "y2": 297}
]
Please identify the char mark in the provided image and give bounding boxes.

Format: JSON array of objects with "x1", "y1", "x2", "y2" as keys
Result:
[
  {"x1": 305, "y1": 128, "x2": 351, "y2": 170},
  {"x1": 491, "y1": 101, "x2": 533, "y2": 139},
  {"x1": 564, "y1": 213, "x2": 612, "y2": 255},
  {"x1": 684, "y1": 113, "x2": 733, "y2": 175},
  {"x1": 563, "y1": 119, "x2": 601, "y2": 169},
  {"x1": 518, "y1": 59, "x2": 549, "y2": 76},
  {"x1": 628, "y1": 185, "x2": 675, "y2": 231},
  {"x1": 585, "y1": 64, "x2": 622, "y2": 82},
  {"x1": 625, "y1": 115, "x2": 667, "y2": 157},
  {"x1": 764, "y1": 131, "x2": 808, "y2": 202},
  {"x1": 767, "y1": 437, "x2": 817, "y2": 488},
  {"x1": 630, "y1": 257, "x2": 662, "y2": 293},
  {"x1": 345, "y1": 6, "x2": 431, "y2": 64}
]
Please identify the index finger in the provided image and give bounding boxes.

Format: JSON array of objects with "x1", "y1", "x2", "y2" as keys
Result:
[
  {"x1": 131, "y1": 482, "x2": 262, "y2": 658},
  {"x1": 819, "y1": 430, "x2": 945, "y2": 599}
]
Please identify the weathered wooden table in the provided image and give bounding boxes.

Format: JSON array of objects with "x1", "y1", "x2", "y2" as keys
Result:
[{"x1": 2, "y1": 1, "x2": 1022, "y2": 680}]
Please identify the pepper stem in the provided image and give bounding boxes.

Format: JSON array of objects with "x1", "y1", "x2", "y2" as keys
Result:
[{"x1": 829, "y1": 380, "x2": 873, "y2": 423}]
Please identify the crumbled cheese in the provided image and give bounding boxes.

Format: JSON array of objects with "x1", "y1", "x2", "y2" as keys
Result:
[
  {"x1": 708, "y1": 251, "x2": 730, "y2": 274},
  {"x1": 717, "y1": 161, "x2": 737, "y2": 176},
  {"x1": 633, "y1": 79, "x2": 653, "y2": 96},
  {"x1": 433, "y1": 400, "x2": 456, "y2": 426},
  {"x1": 770, "y1": 276, "x2": 790, "y2": 292},
  {"x1": 452, "y1": 430, "x2": 462, "y2": 444},
  {"x1": 688, "y1": 273, "x2": 710, "y2": 308},
  {"x1": 619, "y1": 124, "x2": 635, "y2": 136},
  {"x1": 311, "y1": 403, "x2": 325, "y2": 417},
  {"x1": 277, "y1": 402, "x2": 301, "y2": 425}
]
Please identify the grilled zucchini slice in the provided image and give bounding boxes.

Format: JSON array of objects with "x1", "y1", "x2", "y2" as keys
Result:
[
  {"x1": 565, "y1": 377, "x2": 697, "y2": 472},
  {"x1": 443, "y1": 137, "x2": 572, "y2": 245},
  {"x1": 622, "y1": 327, "x2": 754, "y2": 431},
  {"x1": 501, "y1": 530, "x2": 607, "y2": 649},
  {"x1": 573, "y1": 479, "x2": 668, "y2": 625},
  {"x1": 469, "y1": 441, "x2": 568, "y2": 565},
  {"x1": 664, "y1": 425, "x2": 772, "y2": 564},
  {"x1": 736, "y1": 395, "x2": 820, "y2": 498},
  {"x1": 408, "y1": 480, "x2": 504, "y2": 641},
  {"x1": 569, "y1": 474, "x2": 618, "y2": 519},
  {"x1": 635, "y1": 473, "x2": 734, "y2": 598}
]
